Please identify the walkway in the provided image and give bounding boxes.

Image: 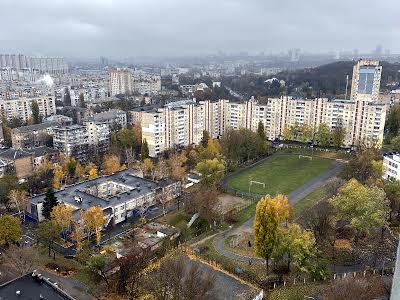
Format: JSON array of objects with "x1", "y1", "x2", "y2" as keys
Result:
[{"x1": 212, "y1": 158, "x2": 343, "y2": 264}]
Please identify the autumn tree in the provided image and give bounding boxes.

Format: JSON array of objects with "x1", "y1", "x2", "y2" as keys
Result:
[
  {"x1": 0, "y1": 175, "x2": 19, "y2": 208},
  {"x1": 153, "y1": 158, "x2": 169, "y2": 180},
  {"x1": 53, "y1": 165, "x2": 65, "y2": 189},
  {"x1": 195, "y1": 158, "x2": 225, "y2": 186},
  {"x1": 146, "y1": 253, "x2": 215, "y2": 300},
  {"x1": 74, "y1": 162, "x2": 85, "y2": 179},
  {"x1": 299, "y1": 123, "x2": 314, "y2": 143},
  {"x1": 141, "y1": 139, "x2": 149, "y2": 161},
  {"x1": 168, "y1": 153, "x2": 187, "y2": 182},
  {"x1": 71, "y1": 222, "x2": 84, "y2": 252},
  {"x1": 315, "y1": 123, "x2": 331, "y2": 147},
  {"x1": 192, "y1": 188, "x2": 220, "y2": 225},
  {"x1": 0, "y1": 215, "x2": 22, "y2": 246},
  {"x1": 3, "y1": 245, "x2": 37, "y2": 275},
  {"x1": 51, "y1": 204, "x2": 74, "y2": 239},
  {"x1": 273, "y1": 223, "x2": 316, "y2": 272},
  {"x1": 8, "y1": 189, "x2": 28, "y2": 221},
  {"x1": 273, "y1": 194, "x2": 293, "y2": 224},
  {"x1": 254, "y1": 195, "x2": 279, "y2": 274},
  {"x1": 42, "y1": 188, "x2": 59, "y2": 219},
  {"x1": 86, "y1": 162, "x2": 98, "y2": 179},
  {"x1": 103, "y1": 154, "x2": 121, "y2": 175},
  {"x1": 341, "y1": 146, "x2": 382, "y2": 183},
  {"x1": 142, "y1": 158, "x2": 154, "y2": 178},
  {"x1": 331, "y1": 179, "x2": 389, "y2": 240},
  {"x1": 82, "y1": 206, "x2": 105, "y2": 245}
]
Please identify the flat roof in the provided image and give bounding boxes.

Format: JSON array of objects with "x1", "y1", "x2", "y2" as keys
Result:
[
  {"x1": 0, "y1": 273, "x2": 73, "y2": 300},
  {"x1": 30, "y1": 170, "x2": 168, "y2": 209}
]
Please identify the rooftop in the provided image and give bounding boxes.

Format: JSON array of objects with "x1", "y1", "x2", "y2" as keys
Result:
[
  {"x1": 0, "y1": 272, "x2": 73, "y2": 300},
  {"x1": 12, "y1": 122, "x2": 59, "y2": 134},
  {"x1": 30, "y1": 169, "x2": 167, "y2": 210}
]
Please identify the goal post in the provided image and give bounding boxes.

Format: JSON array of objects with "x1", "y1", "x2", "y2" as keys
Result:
[
  {"x1": 249, "y1": 181, "x2": 265, "y2": 188},
  {"x1": 298, "y1": 155, "x2": 313, "y2": 160}
]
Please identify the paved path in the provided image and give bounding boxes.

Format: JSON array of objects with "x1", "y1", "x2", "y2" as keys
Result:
[{"x1": 213, "y1": 158, "x2": 343, "y2": 264}]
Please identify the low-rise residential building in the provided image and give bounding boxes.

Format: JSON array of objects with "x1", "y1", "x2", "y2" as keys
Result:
[
  {"x1": 28, "y1": 170, "x2": 181, "y2": 225},
  {"x1": 0, "y1": 146, "x2": 59, "y2": 178},
  {"x1": 383, "y1": 153, "x2": 400, "y2": 181},
  {"x1": 0, "y1": 96, "x2": 56, "y2": 123},
  {"x1": 11, "y1": 121, "x2": 58, "y2": 149},
  {"x1": 84, "y1": 109, "x2": 127, "y2": 130}
]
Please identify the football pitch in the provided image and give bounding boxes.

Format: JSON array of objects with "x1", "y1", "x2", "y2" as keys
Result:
[{"x1": 227, "y1": 155, "x2": 332, "y2": 196}]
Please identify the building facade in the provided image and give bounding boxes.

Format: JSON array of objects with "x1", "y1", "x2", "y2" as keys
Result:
[
  {"x1": 109, "y1": 68, "x2": 133, "y2": 96},
  {"x1": 11, "y1": 122, "x2": 58, "y2": 149},
  {"x1": 28, "y1": 170, "x2": 181, "y2": 225},
  {"x1": 0, "y1": 96, "x2": 56, "y2": 123},
  {"x1": 53, "y1": 125, "x2": 90, "y2": 162}
]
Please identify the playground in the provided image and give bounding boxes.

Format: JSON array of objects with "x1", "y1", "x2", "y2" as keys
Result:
[{"x1": 226, "y1": 155, "x2": 332, "y2": 196}]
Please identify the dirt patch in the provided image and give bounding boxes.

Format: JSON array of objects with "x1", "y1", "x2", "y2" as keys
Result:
[{"x1": 216, "y1": 193, "x2": 248, "y2": 215}]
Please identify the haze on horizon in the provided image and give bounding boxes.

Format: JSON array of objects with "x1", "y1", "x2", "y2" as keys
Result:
[{"x1": 0, "y1": 0, "x2": 399, "y2": 58}]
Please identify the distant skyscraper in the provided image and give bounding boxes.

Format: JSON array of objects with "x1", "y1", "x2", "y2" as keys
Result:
[
  {"x1": 288, "y1": 48, "x2": 300, "y2": 62},
  {"x1": 0, "y1": 54, "x2": 68, "y2": 74},
  {"x1": 374, "y1": 44, "x2": 383, "y2": 56}
]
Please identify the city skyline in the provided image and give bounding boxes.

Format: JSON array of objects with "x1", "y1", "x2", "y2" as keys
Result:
[{"x1": 0, "y1": 0, "x2": 399, "y2": 58}]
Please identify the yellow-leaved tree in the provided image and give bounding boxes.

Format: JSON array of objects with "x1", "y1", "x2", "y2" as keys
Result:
[
  {"x1": 51, "y1": 204, "x2": 74, "y2": 240},
  {"x1": 53, "y1": 165, "x2": 65, "y2": 189},
  {"x1": 254, "y1": 195, "x2": 279, "y2": 274},
  {"x1": 103, "y1": 154, "x2": 121, "y2": 175},
  {"x1": 86, "y1": 163, "x2": 98, "y2": 179},
  {"x1": 82, "y1": 206, "x2": 105, "y2": 246}
]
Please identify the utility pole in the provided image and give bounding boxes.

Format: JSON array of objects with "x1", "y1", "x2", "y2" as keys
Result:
[{"x1": 345, "y1": 74, "x2": 349, "y2": 100}]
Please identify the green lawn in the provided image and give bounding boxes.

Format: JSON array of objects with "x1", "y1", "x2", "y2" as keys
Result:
[
  {"x1": 227, "y1": 155, "x2": 332, "y2": 196},
  {"x1": 293, "y1": 185, "x2": 326, "y2": 217}
]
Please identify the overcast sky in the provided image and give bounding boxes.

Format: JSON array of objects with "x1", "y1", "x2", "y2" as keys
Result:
[{"x1": 0, "y1": 0, "x2": 399, "y2": 58}]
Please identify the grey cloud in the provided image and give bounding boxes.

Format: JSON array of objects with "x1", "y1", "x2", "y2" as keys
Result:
[{"x1": 0, "y1": 0, "x2": 399, "y2": 57}]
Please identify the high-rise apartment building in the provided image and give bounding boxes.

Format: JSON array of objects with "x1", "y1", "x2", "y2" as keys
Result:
[
  {"x1": 135, "y1": 60, "x2": 386, "y2": 157},
  {"x1": 0, "y1": 96, "x2": 56, "y2": 123},
  {"x1": 0, "y1": 54, "x2": 68, "y2": 74},
  {"x1": 109, "y1": 69, "x2": 133, "y2": 96}
]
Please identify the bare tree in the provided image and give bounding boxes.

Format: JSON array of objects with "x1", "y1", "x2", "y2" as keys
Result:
[
  {"x1": 3, "y1": 245, "x2": 37, "y2": 275},
  {"x1": 146, "y1": 253, "x2": 215, "y2": 300}
]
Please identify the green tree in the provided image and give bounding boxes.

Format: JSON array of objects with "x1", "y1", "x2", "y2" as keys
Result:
[
  {"x1": 31, "y1": 100, "x2": 41, "y2": 124},
  {"x1": 299, "y1": 124, "x2": 314, "y2": 143},
  {"x1": 254, "y1": 195, "x2": 279, "y2": 274},
  {"x1": 331, "y1": 179, "x2": 389, "y2": 239},
  {"x1": 201, "y1": 130, "x2": 211, "y2": 147},
  {"x1": 141, "y1": 139, "x2": 149, "y2": 162},
  {"x1": 315, "y1": 123, "x2": 331, "y2": 147},
  {"x1": 385, "y1": 104, "x2": 400, "y2": 139},
  {"x1": 79, "y1": 92, "x2": 86, "y2": 108},
  {"x1": 391, "y1": 135, "x2": 400, "y2": 152},
  {"x1": 0, "y1": 215, "x2": 22, "y2": 246},
  {"x1": 383, "y1": 179, "x2": 400, "y2": 222},
  {"x1": 332, "y1": 124, "x2": 346, "y2": 148},
  {"x1": 273, "y1": 223, "x2": 316, "y2": 272},
  {"x1": 0, "y1": 175, "x2": 19, "y2": 208},
  {"x1": 86, "y1": 255, "x2": 110, "y2": 286},
  {"x1": 42, "y1": 188, "x2": 59, "y2": 220},
  {"x1": 36, "y1": 220, "x2": 61, "y2": 258},
  {"x1": 257, "y1": 120, "x2": 265, "y2": 139},
  {"x1": 340, "y1": 146, "x2": 381, "y2": 183},
  {"x1": 195, "y1": 158, "x2": 225, "y2": 186}
]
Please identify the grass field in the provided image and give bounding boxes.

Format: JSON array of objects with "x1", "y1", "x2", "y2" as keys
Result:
[{"x1": 227, "y1": 155, "x2": 332, "y2": 196}]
